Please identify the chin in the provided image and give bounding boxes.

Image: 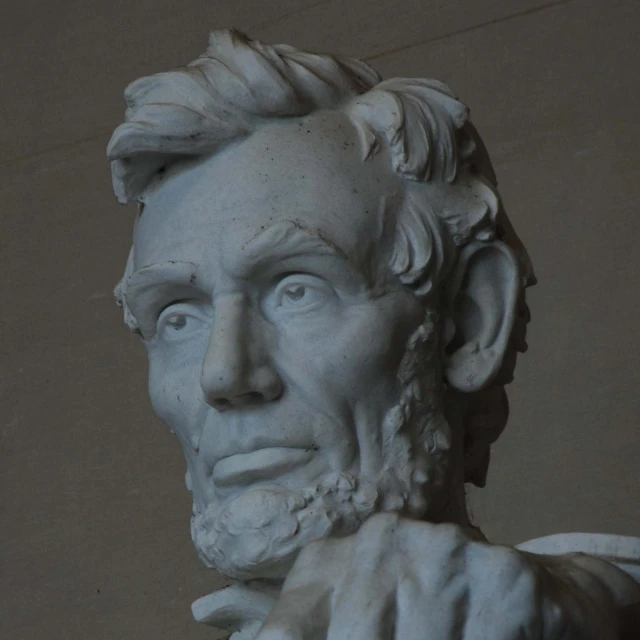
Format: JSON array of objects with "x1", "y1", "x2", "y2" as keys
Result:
[
  {"x1": 189, "y1": 424, "x2": 450, "y2": 581},
  {"x1": 190, "y1": 472, "x2": 378, "y2": 580}
]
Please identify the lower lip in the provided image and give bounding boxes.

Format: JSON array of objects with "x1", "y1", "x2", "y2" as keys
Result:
[{"x1": 212, "y1": 447, "x2": 314, "y2": 487}]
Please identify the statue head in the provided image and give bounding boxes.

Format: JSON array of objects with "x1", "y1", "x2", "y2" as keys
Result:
[{"x1": 108, "y1": 29, "x2": 534, "y2": 581}]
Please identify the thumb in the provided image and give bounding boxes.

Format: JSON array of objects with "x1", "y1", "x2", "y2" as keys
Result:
[{"x1": 192, "y1": 583, "x2": 278, "y2": 634}]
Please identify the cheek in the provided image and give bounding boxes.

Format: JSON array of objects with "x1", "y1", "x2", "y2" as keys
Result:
[
  {"x1": 147, "y1": 345, "x2": 204, "y2": 447},
  {"x1": 335, "y1": 305, "x2": 409, "y2": 383},
  {"x1": 275, "y1": 292, "x2": 423, "y2": 403}
]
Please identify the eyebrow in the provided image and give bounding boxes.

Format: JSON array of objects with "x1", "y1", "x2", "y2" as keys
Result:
[
  {"x1": 123, "y1": 221, "x2": 363, "y2": 331},
  {"x1": 126, "y1": 260, "x2": 199, "y2": 300},
  {"x1": 124, "y1": 260, "x2": 200, "y2": 335},
  {"x1": 231, "y1": 221, "x2": 350, "y2": 278}
]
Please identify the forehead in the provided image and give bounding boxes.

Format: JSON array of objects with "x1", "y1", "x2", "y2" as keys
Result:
[{"x1": 132, "y1": 111, "x2": 400, "y2": 274}]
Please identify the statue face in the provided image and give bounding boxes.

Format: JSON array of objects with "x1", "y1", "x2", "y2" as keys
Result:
[{"x1": 126, "y1": 111, "x2": 439, "y2": 577}]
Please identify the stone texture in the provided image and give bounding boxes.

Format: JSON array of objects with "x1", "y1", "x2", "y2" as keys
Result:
[{"x1": 2, "y1": 0, "x2": 640, "y2": 638}]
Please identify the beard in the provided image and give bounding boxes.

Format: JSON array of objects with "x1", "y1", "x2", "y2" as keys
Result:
[
  {"x1": 191, "y1": 471, "x2": 379, "y2": 580},
  {"x1": 190, "y1": 313, "x2": 452, "y2": 581}
]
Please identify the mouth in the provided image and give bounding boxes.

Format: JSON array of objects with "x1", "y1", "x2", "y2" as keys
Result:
[{"x1": 212, "y1": 447, "x2": 315, "y2": 488}]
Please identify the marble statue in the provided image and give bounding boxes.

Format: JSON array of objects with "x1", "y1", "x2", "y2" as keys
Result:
[{"x1": 107, "y1": 29, "x2": 640, "y2": 639}]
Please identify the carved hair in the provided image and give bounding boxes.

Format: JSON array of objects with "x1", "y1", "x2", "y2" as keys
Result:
[{"x1": 108, "y1": 29, "x2": 535, "y2": 487}]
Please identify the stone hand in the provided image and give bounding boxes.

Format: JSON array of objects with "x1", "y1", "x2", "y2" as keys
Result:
[{"x1": 254, "y1": 513, "x2": 625, "y2": 640}]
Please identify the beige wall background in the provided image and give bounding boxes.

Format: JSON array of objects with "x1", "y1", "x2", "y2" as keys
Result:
[{"x1": 2, "y1": 1, "x2": 639, "y2": 638}]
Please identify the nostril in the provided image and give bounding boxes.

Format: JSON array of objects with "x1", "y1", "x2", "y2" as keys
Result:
[
  {"x1": 209, "y1": 391, "x2": 271, "y2": 411},
  {"x1": 234, "y1": 391, "x2": 265, "y2": 406},
  {"x1": 212, "y1": 398, "x2": 232, "y2": 411}
]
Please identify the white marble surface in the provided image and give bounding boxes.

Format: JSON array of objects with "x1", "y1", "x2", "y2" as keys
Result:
[
  {"x1": 4, "y1": 2, "x2": 640, "y2": 638},
  {"x1": 105, "y1": 30, "x2": 640, "y2": 638}
]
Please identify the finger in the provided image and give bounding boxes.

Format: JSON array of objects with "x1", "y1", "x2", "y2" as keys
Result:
[
  {"x1": 464, "y1": 546, "x2": 542, "y2": 640},
  {"x1": 394, "y1": 572, "x2": 470, "y2": 640},
  {"x1": 285, "y1": 537, "x2": 350, "y2": 589},
  {"x1": 256, "y1": 537, "x2": 351, "y2": 640},
  {"x1": 326, "y1": 586, "x2": 396, "y2": 640},
  {"x1": 192, "y1": 583, "x2": 276, "y2": 631},
  {"x1": 255, "y1": 582, "x2": 331, "y2": 640},
  {"x1": 326, "y1": 516, "x2": 418, "y2": 640}
]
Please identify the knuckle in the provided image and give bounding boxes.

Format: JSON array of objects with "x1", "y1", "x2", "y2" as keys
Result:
[
  {"x1": 499, "y1": 549, "x2": 537, "y2": 595},
  {"x1": 512, "y1": 567, "x2": 538, "y2": 602},
  {"x1": 427, "y1": 523, "x2": 470, "y2": 559},
  {"x1": 295, "y1": 537, "x2": 334, "y2": 569},
  {"x1": 357, "y1": 511, "x2": 401, "y2": 542},
  {"x1": 477, "y1": 546, "x2": 538, "y2": 600},
  {"x1": 299, "y1": 537, "x2": 325, "y2": 561},
  {"x1": 256, "y1": 620, "x2": 299, "y2": 640},
  {"x1": 498, "y1": 547, "x2": 526, "y2": 573},
  {"x1": 469, "y1": 546, "x2": 548, "y2": 631},
  {"x1": 439, "y1": 522, "x2": 469, "y2": 545}
]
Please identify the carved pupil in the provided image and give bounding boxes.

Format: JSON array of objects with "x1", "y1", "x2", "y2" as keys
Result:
[
  {"x1": 285, "y1": 285, "x2": 306, "y2": 302},
  {"x1": 167, "y1": 315, "x2": 187, "y2": 330}
]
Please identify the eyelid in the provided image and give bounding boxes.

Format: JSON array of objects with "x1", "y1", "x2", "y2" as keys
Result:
[
  {"x1": 157, "y1": 300, "x2": 210, "y2": 322},
  {"x1": 273, "y1": 272, "x2": 328, "y2": 285},
  {"x1": 157, "y1": 298, "x2": 193, "y2": 319},
  {"x1": 131, "y1": 289, "x2": 204, "y2": 337},
  {"x1": 272, "y1": 273, "x2": 332, "y2": 294},
  {"x1": 265, "y1": 273, "x2": 335, "y2": 317},
  {"x1": 154, "y1": 300, "x2": 212, "y2": 339}
]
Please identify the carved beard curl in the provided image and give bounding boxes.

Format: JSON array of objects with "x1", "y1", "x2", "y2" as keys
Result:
[{"x1": 190, "y1": 314, "x2": 452, "y2": 581}]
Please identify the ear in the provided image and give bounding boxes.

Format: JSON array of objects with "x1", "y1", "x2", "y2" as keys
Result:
[{"x1": 443, "y1": 240, "x2": 520, "y2": 393}]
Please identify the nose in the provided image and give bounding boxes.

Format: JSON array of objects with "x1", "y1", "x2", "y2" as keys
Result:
[{"x1": 200, "y1": 293, "x2": 283, "y2": 411}]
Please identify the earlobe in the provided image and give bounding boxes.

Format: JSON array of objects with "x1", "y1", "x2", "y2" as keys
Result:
[{"x1": 443, "y1": 240, "x2": 520, "y2": 393}]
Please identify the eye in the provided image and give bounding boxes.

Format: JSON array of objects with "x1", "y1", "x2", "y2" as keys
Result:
[
  {"x1": 156, "y1": 303, "x2": 209, "y2": 341},
  {"x1": 271, "y1": 274, "x2": 334, "y2": 313}
]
